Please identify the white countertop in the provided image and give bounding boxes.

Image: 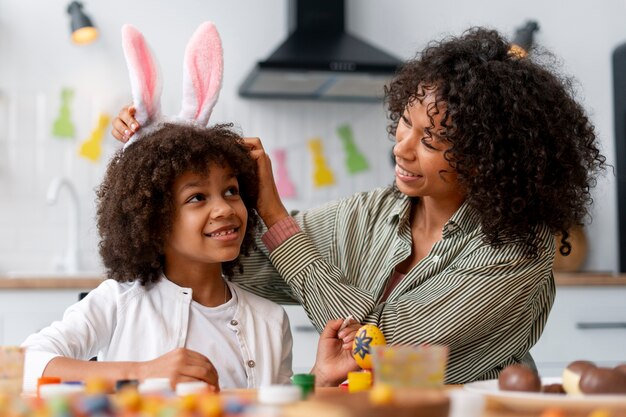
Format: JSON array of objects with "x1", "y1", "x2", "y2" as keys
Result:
[{"x1": 0, "y1": 272, "x2": 626, "y2": 289}]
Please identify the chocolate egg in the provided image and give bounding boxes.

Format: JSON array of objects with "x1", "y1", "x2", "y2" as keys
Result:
[
  {"x1": 541, "y1": 383, "x2": 566, "y2": 394},
  {"x1": 579, "y1": 367, "x2": 626, "y2": 395},
  {"x1": 615, "y1": 363, "x2": 626, "y2": 376},
  {"x1": 498, "y1": 364, "x2": 541, "y2": 392},
  {"x1": 352, "y1": 324, "x2": 386, "y2": 370},
  {"x1": 562, "y1": 360, "x2": 596, "y2": 395}
]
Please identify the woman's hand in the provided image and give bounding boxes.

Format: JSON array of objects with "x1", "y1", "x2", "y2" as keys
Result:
[
  {"x1": 311, "y1": 319, "x2": 360, "y2": 387},
  {"x1": 137, "y1": 348, "x2": 220, "y2": 391},
  {"x1": 111, "y1": 105, "x2": 139, "y2": 143},
  {"x1": 243, "y1": 137, "x2": 289, "y2": 228},
  {"x1": 338, "y1": 319, "x2": 361, "y2": 351}
]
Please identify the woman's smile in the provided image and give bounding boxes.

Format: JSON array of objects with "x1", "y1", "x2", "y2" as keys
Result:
[{"x1": 395, "y1": 164, "x2": 421, "y2": 181}]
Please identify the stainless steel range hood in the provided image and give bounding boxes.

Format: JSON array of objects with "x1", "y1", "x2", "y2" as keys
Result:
[{"x1": 238, "y1": 0, "x2": 402, "y2": 102}]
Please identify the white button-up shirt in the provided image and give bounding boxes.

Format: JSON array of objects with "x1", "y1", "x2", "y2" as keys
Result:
[{"x1": 21, "y1": 278, "x2": 293, "y2": 393}]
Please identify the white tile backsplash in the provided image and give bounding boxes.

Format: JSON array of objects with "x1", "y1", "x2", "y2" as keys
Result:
[{"x1": 0, "y1": 92, "x2": 394, "y2": 274}]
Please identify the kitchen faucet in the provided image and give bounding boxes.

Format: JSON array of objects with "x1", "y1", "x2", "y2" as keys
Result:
[{"x1": 47, "y1": 177, "x2": 80, "y2": 274}]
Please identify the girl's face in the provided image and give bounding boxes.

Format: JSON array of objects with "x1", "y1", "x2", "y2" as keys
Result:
[
  {"x1": 393, "y1": 89, "x2": 464, "y2": 201},
  {"x1": 164, "y1": 165, "x2": 248, "y2": 270}
]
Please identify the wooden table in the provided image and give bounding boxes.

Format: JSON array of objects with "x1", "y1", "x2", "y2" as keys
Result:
[{"x1": 223, "y1": 387, "x2": 626, "y2": 417}]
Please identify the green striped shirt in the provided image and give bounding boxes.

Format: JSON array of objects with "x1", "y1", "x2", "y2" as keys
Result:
[{"x1": 234, "y1": 186, "x2": 555, "y2": 383}]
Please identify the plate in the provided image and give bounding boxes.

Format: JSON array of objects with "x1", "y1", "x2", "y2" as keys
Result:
[{"x1": 464, "y1": 377, "x2": 626, "y2": 412}]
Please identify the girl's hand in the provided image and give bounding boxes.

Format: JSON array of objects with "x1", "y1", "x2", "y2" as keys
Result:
[
  {"x1": 311, "y1": 319, "x2": 360, "y2": 387},
  {"x1": 137, "y1": 347, "x2": 220, "y2": 391},
  {"x1": 111, "y1": 105, "x2": 140, "y2": 143},
  {"x1": 243, "y1": 137, "x2": 289, "y2": 228}
]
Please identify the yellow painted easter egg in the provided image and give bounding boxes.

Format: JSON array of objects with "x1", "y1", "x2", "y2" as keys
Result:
[{"x1": 352, "y1": 324, "x2": 386, "y2": 370}]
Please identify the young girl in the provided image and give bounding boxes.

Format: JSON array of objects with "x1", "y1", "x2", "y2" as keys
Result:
[
  {"x1": 21, "y1": 122, "x2": 293, "y2": 393},
  {"x1": 22, "y1": 22, "x2": 297, "y2": 394}
]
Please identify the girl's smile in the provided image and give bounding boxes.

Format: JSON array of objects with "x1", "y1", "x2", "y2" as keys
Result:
[{"x1": 204, "y1": 225, "x2": 240, "y2": 240}]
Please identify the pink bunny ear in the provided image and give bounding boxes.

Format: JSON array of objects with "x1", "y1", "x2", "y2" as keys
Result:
[
  {"x1": 122, "y1": 24, "x2": 162, "y2": 129},
  {"x1": 179, "y1": 22, "x2": 223, "y2": 126}
]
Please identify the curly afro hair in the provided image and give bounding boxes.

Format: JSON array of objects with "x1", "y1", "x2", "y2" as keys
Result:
[
  {"x1": 385, "y1": 27, "x2": 606, "y2": 257},
  {"x1": 96, "y1": 122, "x2": 259, "y2": 285}
]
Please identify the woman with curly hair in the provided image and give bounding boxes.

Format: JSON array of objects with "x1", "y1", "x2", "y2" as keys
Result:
[
  {"x1": 21, "y1": 123, "x2": 294, "y2": 392},
  {"x1": 112, "y1": 28, "x2": 606, "y2": 385}
]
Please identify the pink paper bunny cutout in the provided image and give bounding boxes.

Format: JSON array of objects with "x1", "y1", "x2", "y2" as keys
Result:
[
  {"x1": 121, "y1": 22, "x2": 223, "y2": 148},
  {"x1": 273, "y1": 148, "x2": 297, "y2": 198}
]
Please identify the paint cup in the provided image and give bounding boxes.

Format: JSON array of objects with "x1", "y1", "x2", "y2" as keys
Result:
[
  {"x1": 347, "y1": 370, "x2": 372, "y2": 392},
  {"x1": 0, "y1": 346, "x2": 25, "y2": 396},
  {"x1": 291, "y1": 373, "x2": 315, "y2": 399},
  {"x1": 371, "y1": 344, "x2": 448, "y2": 388}
]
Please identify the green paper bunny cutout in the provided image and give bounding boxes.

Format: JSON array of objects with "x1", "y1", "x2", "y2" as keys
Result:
[
  {"x1": 52, "y1": 88, "x2": 76, "y2": 139},
  {"x1": 337, "y1": 124, "x2": 368, "y2": 174}
]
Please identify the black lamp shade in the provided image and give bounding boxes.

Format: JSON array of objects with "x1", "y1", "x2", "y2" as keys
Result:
[{"x1": 67, "y1": 1, "x2": 98, "y2": 45}]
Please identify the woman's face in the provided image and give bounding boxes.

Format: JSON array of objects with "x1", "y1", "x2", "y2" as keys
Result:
[
  {"x1": 164, "y1": 166, "x2": 248, "y2": 269},
  {"x1": 393, "y1": 90, "x2": 464, "y2": 201}
]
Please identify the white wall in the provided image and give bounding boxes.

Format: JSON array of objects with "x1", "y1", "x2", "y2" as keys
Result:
[{"x1": 0, "y1": 0, "x2": 623, "y2": 273}]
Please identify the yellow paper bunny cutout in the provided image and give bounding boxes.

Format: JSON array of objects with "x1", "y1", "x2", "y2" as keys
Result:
[
  {"x1": 79, "y1": 113, "x2": 111, "y2": 162},
  {"x1": 308, "y1": 137, "x2": 335, "y2": 187}
]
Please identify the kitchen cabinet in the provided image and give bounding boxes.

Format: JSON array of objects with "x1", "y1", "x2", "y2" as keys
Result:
[
  {"x1": 1, "y1": 275, "x2": 625, "y2": 380},
  {"x1": 286, "y1": 276, "x2": 626, "y2": 378},
  {"x1": 530, "y1": 284, "x2": 626, "y2": 377},
  {"x1": 285, "y1": 286, "x2": 626, "y2": 379},
  {"x1": 0, "y1": 278, "x2": 322, "y2": 372},
  {"x1": 0, "y1": 286, "x2": 321, "y2": 374},
  {"x1": 282, "y1": 305, "x2": 319, "y2": 374},
  {"x1": 0, "y1": 288, "x2": 87, "y2": 345},
  {"x1": 284, "y1": 279, "x2": 626, "y2": 378}
]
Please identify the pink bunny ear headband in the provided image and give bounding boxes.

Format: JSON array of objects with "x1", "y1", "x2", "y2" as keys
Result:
[{"x1": 121, "y1": 22, "x2": 224, "y2": 149}]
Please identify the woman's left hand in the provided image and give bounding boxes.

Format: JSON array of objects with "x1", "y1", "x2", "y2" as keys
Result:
[{"x1": 311, "y1": 319, "x2": 360, "y2": 387}]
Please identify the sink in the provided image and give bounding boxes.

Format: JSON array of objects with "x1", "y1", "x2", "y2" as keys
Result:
[{"x1": 3, "y1": 270, "x2": 103, "y2": 279}]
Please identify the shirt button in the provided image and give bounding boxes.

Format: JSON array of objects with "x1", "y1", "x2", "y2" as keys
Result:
[
  {"x1": 230, "y1": 319, "x2": 238, "y2": 326},
  {"x1": 431, "y1": 255, "x2": 440, "y2": 263},
  {"x1": 247, "y1": 360, "x2": 256, "y2": 368}
]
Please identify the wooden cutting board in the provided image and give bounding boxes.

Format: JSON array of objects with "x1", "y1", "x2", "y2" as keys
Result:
[{"x1": 282, "y1": 387, "x2": 449, "y2": 417}]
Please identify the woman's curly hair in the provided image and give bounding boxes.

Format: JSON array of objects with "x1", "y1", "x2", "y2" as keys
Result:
[
  {"x1": 96, "y1": 122, "x2": 259, "y2": 285},
  {"x1": 385, "y1": 27, "x2": 606, "y2": 257}
]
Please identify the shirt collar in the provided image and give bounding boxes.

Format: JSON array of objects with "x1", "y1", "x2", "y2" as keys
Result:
[
  {"x1": 444, "y1": 200, "x2": 481, "y2": 236},
  {"x1": 387, "y1": 192, "x2": 412, "y2": 225},
  {"x1": 158, "y1": 274, "x2": 192, "y2": 293},
  {"x1": 387, "y1": 195, "x2": 480, "y2": 236}
]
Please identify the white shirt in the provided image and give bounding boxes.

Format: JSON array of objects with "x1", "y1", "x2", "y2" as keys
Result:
[
  {"x1": 186, "y1": 282, "x2": 246, "y2": 388},
  {"x1": 21, "y1": 277, "x2": 293, "y2": 393}
]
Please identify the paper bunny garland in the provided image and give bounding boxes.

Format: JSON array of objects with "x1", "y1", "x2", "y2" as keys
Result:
[{"x1": 121, "y1": 22, "x2": 223, "y2": 148}]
